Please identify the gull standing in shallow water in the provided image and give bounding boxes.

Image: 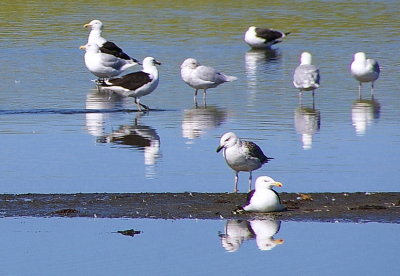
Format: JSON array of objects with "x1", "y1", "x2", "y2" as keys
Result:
[
  {"x1": 84, "y1": 19, "x2": 139, "y2": 67},
  {"x1": 350, "y1": 52, "x2": 380, "y2": 96},
  {"x1": 293, "y1": 52, "x2": 320, "y2": 99},
  {"x1": 244, "y1": 26, "x2": 290, "y2": 49},
  {"x1": 97, "y1": 57, "x2": 161, "y2": 111},
  {"x1": 216, "y1": 132, "x2": 273, "y2": 192},
  {"x1": 80, "y1": 43, "x2": 138, "y2": 80},
  {"x1": 233, "y1": 176, "x2": 285, "y2": 213},
  {"x1": 180, "y1": 58, "x2": 237, "y2": 105}
]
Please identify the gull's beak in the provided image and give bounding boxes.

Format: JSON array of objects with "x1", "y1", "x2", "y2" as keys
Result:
[
  {"x1": 84, "y1": 23, "x2": 91, "y2": 28},
  {"x1": 274, "y1": 182, "x2": 283, "y2": 188},
  {"x1": 216, "y1": 145, "x2": 224, "y2": 153},
  {"x1": 273, "y1": 239, "x2": 284, "y2": 245},
  {"x1": 155, "y1": 60, "x2": 162, "y2": 65},
  {"x1": 79, "y1": 45, "x2": 86, "y2": 50}
]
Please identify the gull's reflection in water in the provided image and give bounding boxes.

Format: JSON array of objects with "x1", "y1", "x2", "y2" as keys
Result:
[
  {"x1": 245, "y1": 49, "x2": 281, "y2": 88},
  {"x1": 85, "y1": 89, "x2": 161, "y2": 178},
  {"x1": 294, "y1": 104, "x2": 321, "y2": 150},
  {"x1": 85, "y1": 89, "x2": 127, "y2": 137},
  {"x1": 97, "y1": 114, "x2": 161, "y2": 177},
  {"x1": 182, "y1": 105, "x2": 227, "y2": 142},
  {"x1": 352, "y1": 96, "x2": 380, "y2": 136},
  {"x1": 219, "y1": 219, "x2": 284, "y2": 252}
]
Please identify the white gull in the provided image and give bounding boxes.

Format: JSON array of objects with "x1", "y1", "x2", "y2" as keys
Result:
[
  {"x1": 351, "y1": 52, "x2": 380, "y2": 96},
  {"x1": 180, "y1": 58, "x2": 237, "y2": 104},
  {"x1": 97, "y1": 57, "x2": 161, "y2": 111},
  {"x1": 234, "y1": 176, "x2": 285, "y2": 213},
  {"x1": 244, "y1": 26, "x2": 290, "y2": 49},
  {"x1": 84, "y1": 19, "x2": 139, "y2": 66},
  {"x1": 293, "y1": 52, "x2": 320, "y2": 97},
  {"x1": 80, "y1": 43, "x2": 138, "y2": 79}
]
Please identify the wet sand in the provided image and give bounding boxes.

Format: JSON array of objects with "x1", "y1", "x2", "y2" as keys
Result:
[{"x1": 0, "y1": 192, "x2": 399, "y2": 223}]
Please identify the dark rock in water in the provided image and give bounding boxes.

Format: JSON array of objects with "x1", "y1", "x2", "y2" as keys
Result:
[{"x1": 117, "y1": 229, "x2": 141, "y2": 237}]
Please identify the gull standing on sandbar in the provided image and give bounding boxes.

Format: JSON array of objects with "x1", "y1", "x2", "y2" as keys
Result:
[
  {"x1": 180, "y1": 58, "x2": 237, "y2": 104},
  {"x1": 84, "y1": 19, "x2": 139, "y2": 68},
  {"x1": 97, "y1": 57, "x2": 161, "y2": 111},
  {"x1": 293, "y1": 52, "x2": 320, "y2": 99},
  {"x1": 350, "y1": 52, "x2": 380, "y2": 96},
  {"x1": 233, "y1": 176, "x2": 285, "y2": 213},
  {"x1": 244, "y1": 26, "x2": 290, "y2": 49},
  {"x1": 216, "y1": 132, "x2": 273, "y2": 192}
]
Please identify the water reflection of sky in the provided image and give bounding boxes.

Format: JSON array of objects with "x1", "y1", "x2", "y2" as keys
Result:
[
  {"x1": 0, "y1": 0, "x2": 399, "y2": 194},
  {"x1": 1, "y1": 217, "x2": 398, "y2": 275}
]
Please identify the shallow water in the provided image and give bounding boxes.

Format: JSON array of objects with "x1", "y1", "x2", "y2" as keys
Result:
[
  {"x1": 0, "y1": 1, "x2": 399, "y2": 274},
  {"x1": 1, "y1": 0, "x2": 399, "y2": 194},
  {"x1": 0, "y1": 217, "x2": 398, "y2": 276}
]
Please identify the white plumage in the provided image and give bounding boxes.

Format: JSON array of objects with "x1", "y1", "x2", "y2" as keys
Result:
[
  {"x1": 80, "y1": 43, "x2": 137, "y2": 79},
  {"x1": 180, "y1": 58, "x2": 237, "y2": 104},
  {"x1": 351, "y1": 52, "x2": 380, "y2": 95},
  {"x1": 293, "y1": 52, "x2": 320, "y2": 96},
  {"x1": 84, "y1": 19, "x2": 139, "y2": 66},
  {"x1": 239, "y1": 176, "x2": 285, "y2": 213},
  {"x1": 244, "y1": 26, "x2": 290, "y2": 49},
  {"x1": 216, "y1": 132, "x2": 273, "y2": 192},
  {"x1": 97, "y1": 57, "x2": 161, "y2": 111}
]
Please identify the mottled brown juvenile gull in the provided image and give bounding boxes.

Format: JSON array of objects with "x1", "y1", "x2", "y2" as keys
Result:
[
  {"x1": 244, "y1": 26, "x2": 290, "y2": 49},
  {"x1": 97, "y1": 57, "x2": 161, "y2": 111},
  {"x1": 84, "y1": 19, "x2": 139, "y2": 66},
  {"x1": 180, "y1": 58, "x2": 237, "y2": 104},
  {"x1": 216, "y1": 132, "x2": 273, "y2": 192},
  {"x1": 234, "y1": 176, "x2": 285, "y2": 213},
  {"x1": 293, "y1": 52, "x2": 320, "y2": 97},
  {"x1": 350, "y1": 52, "x2": 380, "y2": 95}
]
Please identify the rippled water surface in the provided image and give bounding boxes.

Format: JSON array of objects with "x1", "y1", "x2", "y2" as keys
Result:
[
  {"x1": 1, "y1": 0, "x2": 399, "y2": 194},
  {"x1": 1, "y1": 1, "x2": 399, "y2": 274}
]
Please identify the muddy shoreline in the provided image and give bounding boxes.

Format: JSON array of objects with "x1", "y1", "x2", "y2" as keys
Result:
[{"x1": 1, "y1": 192, "x2": 399, "y2": 223}]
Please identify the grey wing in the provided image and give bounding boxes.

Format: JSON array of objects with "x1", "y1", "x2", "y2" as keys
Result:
[
  {"x1": 293, "y1": 65, "x2": 320, "y2": 86},
  {"x1": 100, "y1": 53, "x2": 126, "y2": 69},
  {"x1": 195, "y1": 65, "x2": 225, "y2": 84}
]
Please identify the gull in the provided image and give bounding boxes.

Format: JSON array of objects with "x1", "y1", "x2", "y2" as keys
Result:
[
  {"x1": 293, "y1": 52, "x2": 320, "y2": 98},
  {"x1": 350, "y1": 52, "x2": 380, "y2": 96},
  {"x1": 250, "y1": 220, "x2": 284, "y2": 251},
  {"x1": 233, "y1": 176, "x2": 285, "y2": 213},
  {"x1": 84, "y1": 19, "x2": 139, "y2": 66},
  {"x1": 80, "y1": 43, "x2": 138, "y2": 80},
  {"x1": 180, "y1": 58, "x2": 237, "y2": 105},
  {"x1": 244, "y1": 26, "x2": 290, "y2": 49},
  {"x1": 97, "y1": 57, "x2": 161, "y2": 111},
  {"x1": 216, "y1": 132, "x2": 273, "y2": 192}
]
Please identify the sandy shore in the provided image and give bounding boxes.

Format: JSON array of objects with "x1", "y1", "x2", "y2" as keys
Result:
[{"x1": 1, "y1": 192, "x2": 399, "y2": 223}]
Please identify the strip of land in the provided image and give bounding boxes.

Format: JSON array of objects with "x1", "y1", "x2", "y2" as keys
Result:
[{"x1": 0, "y1": 192, "x2": 399, "y2": 223}]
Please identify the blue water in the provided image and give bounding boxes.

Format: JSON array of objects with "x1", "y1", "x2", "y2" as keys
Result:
[
  {"x1": 1, "y1": 1, "x2": 399, "y2": 194},
  {"x1": 0, "y1": 217, "x2": 398, "y2": 276}
]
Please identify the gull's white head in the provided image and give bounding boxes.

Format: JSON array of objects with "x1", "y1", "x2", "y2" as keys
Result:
[
  {"x1": 354, "y1": 52, "x2": 367, "y2": 62},
  {"x1": 300, "y1": 52, "x2": 313, "y2": 65},
  {"x1": 84, "y1": 19, "x2": 103, "y2": 30},
  {"x1": 255, "y1": 176, "x2": 283, "y2": 190},
  {"x1": 142, "y1": 57, "x2": 162, "y2": 68},
  {"x1": 181, "y1": 58, "x2": 200, "y2": 70},
  {"x1": 79, "y1": 43, "x2": 100, "y2": 53},
  {"x1": 216, "y1": 132, "x2": 239, "y2": 152}
]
